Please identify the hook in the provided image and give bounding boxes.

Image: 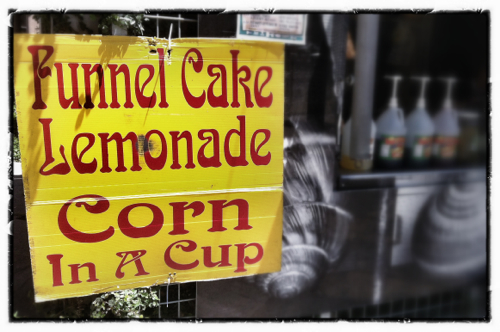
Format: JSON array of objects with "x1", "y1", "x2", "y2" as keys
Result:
[
  {"x1": 166, "y1": 275, "x2": 171, "y2": 307},
  {"x1": 165, "y1": 272, "x2": 176, "y2": 307},
  {"x1": 166, "y1": 23, "x2": 174, "y2": 63},
  {"x1": 168, "y1": 23, "x2": 173, "y2": 49}
]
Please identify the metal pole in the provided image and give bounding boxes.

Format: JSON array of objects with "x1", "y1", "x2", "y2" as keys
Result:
[
  {"x1": 349, "y1": 14, "x2": 380, "y2": 162},
  {"x1": 144, "y1": 15, "x2": 197, "y2": 22},
  {"x1": 158, "y1": 286, "x2": 161, "y2": 318},
  {"x1": 156, "y1": 14, "x2": 159, "y2": 37},
  {"x1": 177, "y1": 283, "x2": 180, "y2": 318},
  {"x1": 178, "y1": 14, "x2": 181, "y2": 38},
  {"x1": 322, "y1": 14, "x2": 349, "y2": 150}
]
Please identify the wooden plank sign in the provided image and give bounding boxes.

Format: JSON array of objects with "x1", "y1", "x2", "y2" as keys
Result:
[{"x1": 13, "y1": 34, "x2": 284, "y2": 302}]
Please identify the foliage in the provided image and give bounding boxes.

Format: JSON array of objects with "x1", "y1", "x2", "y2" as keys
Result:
[
  {"x1": 12, "y1": 104, "x2": 20, "y2": 162},
  {"x1": 33, "y1": 13, "x2": 79, "y2": 34},
  {"x1": 91, "y1": 287, "x2": 159, "y2": 319},
  {"x1": 32, "y1": 13, "x2": 147, "y2": 36},
  {"x1": 13, "y1": 135, "x2": 21, "y2": 162},
  {"x1": 95, "y1": 14, "x2": 148, "y2": 36}
]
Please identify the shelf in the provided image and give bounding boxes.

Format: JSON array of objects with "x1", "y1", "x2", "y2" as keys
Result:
[{"x1": 338, "y1": 166, "x2": 487, "y2": 190}]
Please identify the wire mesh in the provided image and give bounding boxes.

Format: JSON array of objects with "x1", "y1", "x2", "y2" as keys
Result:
[{"x1": 157, "y1": 282, "x2": 196, "y2": 319}]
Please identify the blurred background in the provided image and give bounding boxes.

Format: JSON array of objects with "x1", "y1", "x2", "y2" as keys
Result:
[{"x1": 10, "y1": 12, "x2": 488, "y2": 320}]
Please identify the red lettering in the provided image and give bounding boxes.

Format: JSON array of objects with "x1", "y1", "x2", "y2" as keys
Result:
[
  {"x1": 169, "y1": 201, "x2": 205, "y2": 235},
  {"x1": 27, "y1": 45, "x2": 54, "y2": 109},
  {"x1": 47, "y1": 254, "x2": 64, "y2": 287},
  {"x1": 68, "y1": 262, "x2": 99, "y2": 284},
  {"x1": 82, "y1": 64, "x2": 108, "y2": 109},
  {"x1": 198, "y1": 129, "x2": 222, "y2": 168},
  {"x1": 98, "y1": 132, "x2": 141, "y2": 173},
  {"x1": 202, "y1": 245, "x2": 232, "y2": 268},
  {"x1": 39, "y1": 118, "x2": 71, "y2": 175},
  {"x1": 164, "y1": 240, "x2": 199, "y2": 270},
  {"x1": 157, "y1": 48, "x2": 169, "y2": 108},
  {"x1": 224, "y1": 115, "x2": 248, "y2": 167},
  {"x1": 55, "y1": 63, "x2": 82, "y2": 109},
  {"x1": 109, "y1": 64, "x2": 134, "y2": 108},
  {"x1": 254, "y1": 66, "x2": 273, "y2": 107},
  {"x1": 207, "y1": 64, "x2": 229, "y2": 107},
  {"x1": 230, "y1": 50, "x2": 254, "y2": 108},
  {"x1": 170, "y1": 131, "x2": 196, "y2": 169},
  {"x1": 250, "y1": 129, "x2": 271, "y2": 165},
  {"x1": 135, "y1": 64, "x2": 157, "y2": 108},
  {"x1": 71, "y1": 133, "x2": 97, "y2": 174},
  {"x1": 58, "y1": 195, "x2": 113, "y2": 243},
  {"x1": 118, "y1": 203, "x2": 164, "y2": 238},
  {"x1": 207, "y1": 199, "x2": 251, "y2": 232},
  {"x1": 115, "y1": 250, "x2": 150, "y2": 278},
  {"x1": 182, "y1": 48, "x2": 206, "y2": 108},
  {"x1": 234, "y1": 243, "x2": 264, "y2": 273},
  {"x1": 144, "y1": 130, "x2": 167, "y2": 170}
]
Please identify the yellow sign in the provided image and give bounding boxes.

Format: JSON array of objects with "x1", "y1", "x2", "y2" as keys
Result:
[{"x1": 14, "y1": 34, "x2": 284, "y2": 302}]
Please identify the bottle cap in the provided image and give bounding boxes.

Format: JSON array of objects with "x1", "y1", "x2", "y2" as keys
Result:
[
  {"x1": 411, "y1": 76, "x2": 431, "y2": 109},
  {"x1": 384, "y1": 75, "x2": 403, "y2": 108},
  {"x1": 439, "y1": 77, "x2": 457, "y2": 109}
]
